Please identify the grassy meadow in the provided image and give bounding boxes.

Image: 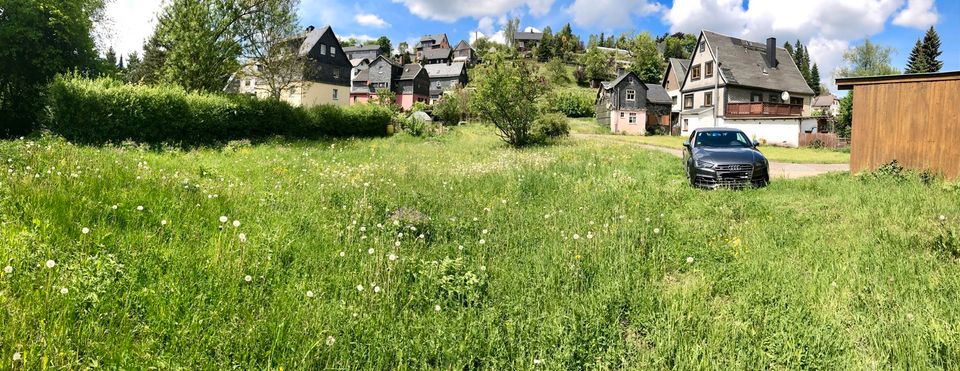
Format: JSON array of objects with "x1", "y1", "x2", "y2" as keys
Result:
[{"x1": 1, "y1": 125, "x2": 959, "y2": 369}]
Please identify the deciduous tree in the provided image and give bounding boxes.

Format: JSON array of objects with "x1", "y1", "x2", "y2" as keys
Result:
[{"x1": 471, "y1": 55, "x2": 548, "y2": 147}]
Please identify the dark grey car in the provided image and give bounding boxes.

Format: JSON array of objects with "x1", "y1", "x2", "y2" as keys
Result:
[{"x1": 682, "y1": 128, "x2": 770, "y2": 188}]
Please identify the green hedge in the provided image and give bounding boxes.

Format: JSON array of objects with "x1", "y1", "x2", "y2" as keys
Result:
[
  {"x1": 46, "y1": 76, "x2": 391, "y2": 144},
  {"x1": 545, "y1": 90, "x2": 595, "y2": 118}
]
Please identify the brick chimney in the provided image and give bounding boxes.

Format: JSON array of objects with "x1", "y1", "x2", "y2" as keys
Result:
[{"x1": 766, "y1": 37, "x2": 777, "y2": 68}]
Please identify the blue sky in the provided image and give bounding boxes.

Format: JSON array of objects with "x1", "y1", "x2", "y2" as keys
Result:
[{"x1": 104, "y1": 0, "x2": 959, "y2": 92}]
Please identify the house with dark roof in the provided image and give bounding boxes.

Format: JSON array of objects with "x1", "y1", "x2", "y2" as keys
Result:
[
  {"x1": 422, "y1": 47, "x2": 453, "y2": 65},
  {"x1": 811, "y1": 94, "x2": 840, "y2": 116},
  {"x1": 415, "y1": 33, "x2": 450, "y2": 62},
  {"x1": 224, "y1": 25, "x2": 351, "y2": 107},
  {"x1": 661, "y1": 58, "x2": 690, "y2": 133},
  {"x1": 424, "y1": 62, "x2": 468, "y2": 103},
  {"x1": 452, "y1": 40, "x2": 476, "y2": 66},
  {"x1": 678, "y1": 30, "x2": 817, "y2": 146},
  {"x1": 514, "y1": 31, "x2": 543, "y2": 55},
  {"x1": 595, "y1": 71, "x2": 673, "y2": 135},
  {"x1": 342, "y1": 44, "x2": 383, "y2": 61},
  {"x1": 350, "y1": 55, "x2": 429, "y2": 110}
]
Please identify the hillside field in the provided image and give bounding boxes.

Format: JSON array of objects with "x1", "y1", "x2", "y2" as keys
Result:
[{"x1": 1, "y1": 125, "x2": 959, "y2": 369}]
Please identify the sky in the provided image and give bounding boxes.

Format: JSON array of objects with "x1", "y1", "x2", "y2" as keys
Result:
[{"x1": 101, "y1": 0, "x2": 959, "y2": 93}]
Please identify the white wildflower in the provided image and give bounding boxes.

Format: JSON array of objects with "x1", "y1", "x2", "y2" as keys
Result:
[
  {"x1": 686, "y1": 256, "x2": 694, "y2": 264},
  {"x1": 161, "y1": 219, "x2": 168, "y2": 226},
  {"x1": 306, "y1": 290, "x2": 315, "y2": 298},
  {"x1": 238, "y1": 233, "x2": 247, "y2": 243},
  {"x1": 12, "y1": 352, "x2": 21, "y2": 362},
  {"x1": 219, "y1": 216, "x2": 228, "y2": 223},
  {"x1": 45, "y1": 260, "x2": 56, "y2": 268},
  {"x1": 479, "y1": 239, "x2": 485, "y2": 245},
  {"x1": 244, "y1": 275, "x2": 252, "y2": 283},
  {"x1": 434, "y1": 304, "x2": 441, "y2": 312},
  {"x1": 573, "y1": 234, "x2": 580, "y2": 240},
  {"x1": 653, "y1": 228, "x2": 661, "y2": 234},
  {"x1": 232, "y1": 220, "x2": 240, "y2": 227},
  {"x1": 373, "y1": 286, "x2": 381, "y2": 293},
  {"x1": 394, "y1": 241, "x2": 401, "y2": 247},
  {"x1": 136, "y1": 205, "x2": 144, "y2": 211},
  {"x1": 3, "y1": 265, "x2": 11, "y2": 274},
  {"x1": 325, "y1": 336, "x2": 336, "y2": 346},
  {"x1": 482, "y1": 229, "x2": 489, "y2": 234},
  {"x1": 388, "y1": 254, "x2": 397, "y2": 261},
  {"x1": 60, "y1": 287, "x2": 69, "y2": 295},
  {"x1": 534, "y1": 359, "x2": 542, "y2": 365},
  {"x1": 81, "y1": 227, "x2": 90, "y2": 234},
  {"x1": 111, "y1": 205, "x2": 118, "y2": 210},
  {"x1": 339, "y1": 251, "x2": 346, "y2": 257},
  {"x1": 356, "y1": 284, "x2": 364, "y2": 291},
  {"x1": 940, "y1": 215, "x2": 947, "y2": 221},
  {"x1": 367, "y1": 248, "x2": 375, "y2": 255}
]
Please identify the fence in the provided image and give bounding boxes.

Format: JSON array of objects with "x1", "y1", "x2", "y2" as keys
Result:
[{"x1": 799, "y1": 133, "x2": 849, "y2": 149}]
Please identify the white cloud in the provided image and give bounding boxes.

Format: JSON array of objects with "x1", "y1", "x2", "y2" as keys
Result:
[
  {"x1": 470, "y1": 30, "x2": 507, "y2": 45},
  {"x1": 355, "y1": 13, "x2": 390, "y2": 28},
  {"x1": 566, "y1": 0, "x2": 664, "y2": 28},
  {"x1": 477, "y1": 17, "x2": 497, "y2": 35},
  {"x1": 392, "y1": 0, "x2": 556, "y2": 22},
  {"x1": 98, "y1": 0, "x2": 164, "y2": 57},
  {"x1": 662, "y1": 0, "x2": 919, "y2": 91},
  {"x1": 523, "y1": 26, "x2": 541, "y2": 33},
  {"x1": 341, "y1": 34, "x2": 377, "y2": 43},
  {"x1": 893, "y1": 0, "x2": 939, "y2": 29}
]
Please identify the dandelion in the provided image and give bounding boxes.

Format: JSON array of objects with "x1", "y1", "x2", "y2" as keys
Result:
[
  {"x1": 479, "y1": 265, "x2": 486, "y2": 271},
  {"x1": 81, "y1": 227, "x2": 90, "y2": 235},
  {"x1": 60, "y1": 287, "x2": 69, "y2": 295},
  {"x1": 653, "y1": 228, "x2": 661, "y2": 234},
  {"x1": 45, "y1": 260, "x2": 56, "y2": 269},
  {"x1": 136, "y1": 205, "x2": 144, "y2": 211},
  {"x1": 238, "y1": 233, "x2": 247, "y2": 243},
  {"x1": 482, "y1": 229, "x2": 489, "y2": 234},
  {"x1": 479, "y1": 239, "x2": 485, "y2": 245},
  {"x1": 356, "y1": 284, "x2": 364, "y2": 291},
  {"x1": 367, "y1": 248, "x2": 375, "y2": 255},
  {"x1": 306, "y1": 290, "x2": 315, "y2": 298},
  {"x1": 373, "y1": 286, "x2": 381, "y2": 293},
  {"x1": 161, "y1": 219, "x2": 168, "y2": 226},
  {"x1": 573, "y1": 233, "x2": 580, "y2": 240},
  {"x1": 360, "y1": 226, "x2": 367, "y2": 232},
  {"x1": 325, "y1": 336, "x2": 336, "y2": 346},
  {"x1": 686, "y1": 256, "x2": 694, "y2": 264},
  {"x1": 397, "y1": 232, "x2": 404, "y2": 238},
  {"x1": 339, "y1": 251, "x2": 346, "y2": 257},
  {"x1": 940, "y1": 215, "x2": 947, "y2": 221},
  {"x1": 3, "y1": 266, "x2": 11, "y2": 274},
  {"x1": 244, "y1": 275, "x2": 252, "y2": 283},
  {"x1": 219, "y1": 216, "x2": 228, "y2": 223},
  {"x1": 12, "y1": 352, "x2": 21, "y2": 362},
  {"x1": 458, "y1": 245, "x2": 464, "y2": 251},
  {"x1": 434, "y1": 304, "x2": 441, "y2": 312},
  {"x1": 394, "y1": 241, "x2": 401, "y2": 247},
  {"x1": 534, "y1": 359, "x2": 542, "y2": 365},
  {"x1": 232, "y1": 220, "x2": 241, "y2": 227},
  {"x1": 388, "y1": 254, "x2": 397, "y2": 261}
]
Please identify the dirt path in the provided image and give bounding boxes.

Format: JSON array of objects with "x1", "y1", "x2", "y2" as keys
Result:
[{"x1": 576, "y1": 134, "x2": 849, "y2": 179}]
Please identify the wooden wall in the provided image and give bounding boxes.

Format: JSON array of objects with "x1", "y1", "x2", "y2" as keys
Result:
[{"x1": 851, "y1": 78, "x2": 960, "y2": 178}]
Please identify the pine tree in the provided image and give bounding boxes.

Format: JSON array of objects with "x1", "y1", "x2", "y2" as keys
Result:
[
  {"x1": 921, "y1": 26, "x2": 942, "y2": 72},
  {"x1": 784, "y1": 42, "x2": 794, "y2": 58},
  {"x1": 810, "y1": 63, "x2": 821, "y2": 95},
  {"x1": 904, "y1": 39, "x2": 929, "y2": 73}
]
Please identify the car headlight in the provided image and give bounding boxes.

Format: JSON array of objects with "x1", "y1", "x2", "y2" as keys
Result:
[
  {"x1": 754, "y1": 158, "x2": 768, "y2": 167},
  {"x1": 694, "y1": 159, "x2": 716, "y2": 169}
]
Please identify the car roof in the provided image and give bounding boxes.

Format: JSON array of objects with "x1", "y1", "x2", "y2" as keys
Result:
[{"x1": 693, "y1": 127, "x2": 746, "y2": 134}]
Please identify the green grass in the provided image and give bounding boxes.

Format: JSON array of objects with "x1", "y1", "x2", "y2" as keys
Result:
[
  {"x1": 2, "y1": 126, "x2": 959, "y2": 368},
  {"x1": 577, "y1": 130, "x2": 851, "y2": 164}
]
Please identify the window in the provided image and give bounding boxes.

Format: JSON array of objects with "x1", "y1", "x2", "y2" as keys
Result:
[
  {"x1": 620, "y1": 112, "x2": 625, "y2": 118},
  {"x1": 672, "y1": 96, "x2": 677, "y2": 105},
  {"x1": 768, "y1": 94, "x2": 780, "y2": 103},
  {"x1": 683, "y1": 94, "x2": 694, "y2": 109},
  {"x1": 704, "y1": 91, "x2": 713, "y2": 106},
  {"x1": 691, "y1": 65, "x2": 701, "y2": 80},
  {"x1": 790, "y1": 97, "x2": 803, "y2": 105},
  {"x1": 750, "y1": 93, "x2": 763, "y2": 102},
  {"x1": 705, "y1": 61, "x2": 713, "y2": 78},
  {"x1": 320, "y1": 44, "x2": 326, "y2": 55},
  {"x1": 330, "y1": 47, "x2": 336, "y2": 57},
  {"x1": 628, "y1": 113, "x2": 637, "y2": 124},
  {"x1": 694, "y1": 130, "x2": 752, "y2": 148},
  {"x1": 333, "y1": 69, "x2": 340, "y2": 79},
  {"x1": 700, "y1": 43, "x2": 705, "y2": 53},
  {"x1": 625, "y1": 89, "x2": 636, "y2": 101},
  {"x1": 683, "y1": 119, "x2": 689, "y2": 131},
  {"x1": 332, "y1": 89, "x2": 339, "y2": 100}
]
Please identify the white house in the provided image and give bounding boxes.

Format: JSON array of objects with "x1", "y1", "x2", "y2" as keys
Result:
[
  {"x1": 677, "y1": 30, "x2": 817, "y2": 147},
  {"x1": 661, "y1": 58, "x2": 690, "y2": 135}
]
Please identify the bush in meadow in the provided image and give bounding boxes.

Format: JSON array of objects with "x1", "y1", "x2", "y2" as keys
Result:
[
  {"x1": 533, "y1": 113, "x2": 571, "y2": 142},
  {"x1": 545, "y1": 90, "x2": 595, "y2": 117},
  {"x1": 45, "y1": 75, "x2": 391, "y2": 144}
]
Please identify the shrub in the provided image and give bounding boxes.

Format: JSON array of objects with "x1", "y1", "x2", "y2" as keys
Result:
[
  {"x1": 433, "y1": 84, "x2": 473, "y2": 125},
  {"x1": 471, "y1": 56, "x2": 548, "y2": 147},
  {"x1": 410, "y1": 101, "x2": 430, "y2": 113},
  {"x1": 533, "y1": 113, "x2": 570, "y2": 143},
  {"x1": 546, "y1": 90, "x2": 595, "y2": 117},
  {"x1": 45, "y1": 75, "x2": 390, "y2": 144}
]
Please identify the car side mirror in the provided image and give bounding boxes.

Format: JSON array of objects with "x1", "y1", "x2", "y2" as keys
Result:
[
  {"x1": 682, "y1": 140, "x2": 691, "y2": 148},
  {"x1": 752, "y1": 140, "x2": 760, "y2": 147}
]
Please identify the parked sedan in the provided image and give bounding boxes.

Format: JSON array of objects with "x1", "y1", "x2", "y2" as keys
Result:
[{"x1": 683, "y1": 128, "x2": 770, "y2": 188}]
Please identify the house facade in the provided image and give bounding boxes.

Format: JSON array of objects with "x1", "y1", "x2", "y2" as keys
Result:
[
  {"x1": 350, "y1": 55, "x2": 429, "y2": 110},
  {"x1": 661, "y1": 58, "x2": 690, "y2": 134},
  {"x1": 596, "y1": 71, "x2": 673, "y2": 135},
  {"x1": 678, "y1": 30, "x2": 817, "y2": 147},
  {"x1": 224, "y1": 25, "x2": 351, "y2": 107},
  {"x1": 514, "y1": 32, "x2": 542, "y2": 55},
  {"x1": 415, "y1": 34, "x2": 450, "y2": 62},
  {"x1": 452, "y1": 40, "x2": 476, "y2": 66},
  {"x1": 342, "y1": 44, "x2": 382, "y2": 61},
  {"x1": 422, "y1": 48, "x2": 452, "y2": 65},
  {"x1": 424, "y1": 62, "x2": 468, "y2": 103},
  {"x1": 812, "y1": 94, "x2": 840, "y2": 116}
]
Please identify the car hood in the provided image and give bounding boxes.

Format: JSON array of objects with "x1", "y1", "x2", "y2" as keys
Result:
[{"x1": 693, "y1": 147, "x2": 765, "y2": 164}]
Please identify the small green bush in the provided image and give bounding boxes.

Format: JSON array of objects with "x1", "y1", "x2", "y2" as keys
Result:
[
  {"x1": 546, "y1": 90, "x2": 595, "y2": 117},
  {"x1": 45, "y1": 75, "x2": 391, "y2": 145},
  {"x1": 533, "y1": 113, "x2": 570, "y2": 142}
]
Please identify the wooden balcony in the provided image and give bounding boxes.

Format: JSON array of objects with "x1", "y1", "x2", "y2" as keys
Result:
[{"x1": 726, "y1": 102, "x2": 803, "y2": 117}]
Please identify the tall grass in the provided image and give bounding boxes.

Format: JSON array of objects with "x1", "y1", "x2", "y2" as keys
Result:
[{"x1": 0, "y1": 126, "x2": 958, "y2": 368}]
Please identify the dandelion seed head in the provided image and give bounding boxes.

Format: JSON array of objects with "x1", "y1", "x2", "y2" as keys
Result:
[
  {"x1": 81, "y1": 227, "x2": 90, "y2": 234},
  {"x1": 388, "y1": 254, "x2": 397, "y2": 261},
  {"x1": 232, "y1": 220, "x2": 241, "y2": 227},
  {"x1": 12, "y1": 352, "x2": 21, "y2": 362},
  {"x1": 325, "y1": 336, "x2": 336, "y2": 346},
  {"x1": 686, "y1": 256, "x2": 694, "y2": 264},
  {"x1": 136, "y1": 205, "x2": 144, "y2": 211},
  {"x1": 339, "y1": 251, "x2": 346, "y2": 257},
  {"x1": 434, "y1": 304, "x2": 441, "y2": 312},
  {"x1": 306, "y1": 290, "x2": 315, "y2": 298},
  {"x1": 238, "y1": 233, "x2": 247, "y2": 243},
  {"x1": 244, "y1": 275, "x2": 252, "y2": 282},
  {"x1": 482, "y1": 229, "x2": 488, "y2": 234},
  {"x1": 653, "y1": 228, "x2": 661, "y2": 234},
  {"x1": 60, "y1": 287, "x2": 69, "y2": 295},
  {"x1": 479, "y1": 239, "x2": 485, "y2": 245},
  {"x1": 374, "y1": 286, "x2": 381, "y2": 293},
  {"x1": 394, "y1": 241, "x2": 401, "y2": 247},
  {"x1": 573, "y1": 233, "x2": 580, "y2": 240},
  {"x1": 219, "y1": 216, "x2": 228, "y2": 223},
  {"x1": 3, "y1": 266, "x2": 11, "y2": 274},
  {"x1": 161, "y1": 219, "x2": 168, "y2": 226},
  {"x1": 45, "y1": 260, "x2": 56, "y2": 269},
  {"x1": 939, "y1": 215, "x2": 947, "y2": 221},
  {"x1": 367, "y1": 248, "x2": 375, "y2": 255},
  {"x1": 534, "y1": 359, "x2": 542, "y2": 365},
  {"x1": 356, "y1": 284, "x2": 364, "y2": 291},
  {"x1": 111, "y1": 205, "x2": 118, "y2": 210}
]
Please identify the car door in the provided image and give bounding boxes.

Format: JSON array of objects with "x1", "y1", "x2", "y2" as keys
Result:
[{"x1": 683, "y1": 130, "x2": 697, "y2": 174}]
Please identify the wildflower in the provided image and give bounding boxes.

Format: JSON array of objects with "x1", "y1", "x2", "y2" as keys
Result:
[
  {"x1": 686, "y1": 256, "x2": 694, "y2": 264},
  {"x1": 434, "y1": 304, "x2": 441, "y2": 312},
  {"x1": 325, "y1": 336, "x2": 336, "y2": 346},
  {"x1": 482, "y1": 229, "x2": 489, "y2": 234},
  {"x1": 244, "y1": 275, "x2": 252, "y2": 283},
  {"x1": 587, "y1": 232, "x2": 594, "y2": 239},
  {"x1": 479, "y1": 265, "x2": 486, "y2": 271},
  {"x1": 161, "y1": 219, "x2": 168, "y2": 226},
  {"x1": 356, "y1": 284, "x2": 364, "y2": 291},
  {"x1": 360, "y1": 226, "x2": 366, "y2": 232},
  {"x1": 367, "y1": 248, "x2": 375, "y2": 255},
  {"x1": 339, "y1": 251, "x2": 346, "y2": 257},
  {"x1": 238, "y1": 233, "x2": 247, "y2": 243},
  {"x1": 45, "y1": 260, "x2": 56, "y2": 269},
  {"x1": 60, "y1": 287, "x2": 69, "y2": 295},
  {"x1": 534, "y1": 359, "x2": 542, "y2": 365},
  {"x1": 306, "y1": 290, "x2": 315, "y2": 298},
  {"x1": 940, "y1": 215, "x2": 947, "y2": 222},
  {"x1": 388, "y1": 254, "x2": 397, "y2": 261},
  {"x1": 458, "y1": 245, "x2": 464, "y2": 251},
  {"x1": 394, "y1": 241, "x2": 401, "y2": 247},
  {"x1": 397, "y1": 232, "x2": 404, "y2": 238},
  {"x1": 81, "y1": 227, "x2": 90, "y2": 234},
  {"x1": 219, "y1": 216, "x2": 228, "y2": 223},
  {"x1": 3, "y1": 266, "x2": 11, "y2": 274},
  {"x1": 111, "y1": 204, "x2": 118, "y2": 210},
  {"x1": 374, "y1": 286, "x2": 381, "y2": 293},
  {"x1": 573, "y1": 233, "x2": 580, "y2": 240},
  {"x1": 479, "y1": 239, "x2": 485, "y2": 245},
  {"x1": 136, "y1": 205, "x2": 144, "y2": 211},
  {"x1": 653, "y1": 228, "x2": 661, "y2": 234},
  {"x1": 232, "y1": 220, "x2": 241, "y2": 227},
  {"x1": 12, "y1": 352, "x2": 21, "y2": 362},
  {"x1": 906, "y1": 313, "x2": 914, "y2": 321}
]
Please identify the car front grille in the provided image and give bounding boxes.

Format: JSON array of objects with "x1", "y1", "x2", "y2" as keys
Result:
[
  {"x1": 695, "y1": 163, "x2": 760, "y2": 189},
  {"x1": 715, "y1": 164, "x2": 754, "y2": 172}
]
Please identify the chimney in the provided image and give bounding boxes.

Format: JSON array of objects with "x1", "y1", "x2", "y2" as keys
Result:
[
  {"x1": 305, "y1": 25, "x2": 315, "y2": 32},
  {"x1": 766, "y1": 37, "x2": 777, "y2": 67}
]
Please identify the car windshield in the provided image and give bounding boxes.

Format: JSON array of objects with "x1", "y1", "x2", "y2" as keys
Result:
[{"x1": 694, "y1": 131, "x2": 752, "y2": 148}]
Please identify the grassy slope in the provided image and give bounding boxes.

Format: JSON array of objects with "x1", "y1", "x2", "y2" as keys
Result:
[{"x1": 1, "y1": 127, "x2": 958, "y2": 369}]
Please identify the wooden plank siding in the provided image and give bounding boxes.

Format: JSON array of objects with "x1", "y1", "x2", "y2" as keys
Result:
[{"x1": 846, "y1": 77, "x2": 960, "y2": 178}]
